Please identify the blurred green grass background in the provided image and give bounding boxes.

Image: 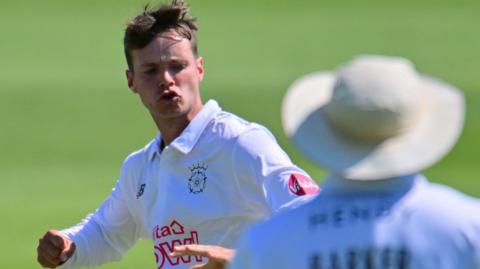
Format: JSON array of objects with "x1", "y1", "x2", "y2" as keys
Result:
[{"x1": 1, "y1": 0, "x2": 479, "y2": 268}]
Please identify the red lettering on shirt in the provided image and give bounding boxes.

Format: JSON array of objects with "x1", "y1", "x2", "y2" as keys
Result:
[{"x1": 152, "y1": 220, "x2": 203, "y2": 269}]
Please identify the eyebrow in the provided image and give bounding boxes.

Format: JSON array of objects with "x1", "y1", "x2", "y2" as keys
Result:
[
  {"x1": 139, "y1": 56, "x2": 186, "y2": 68},
  {"x1": 160, "y1": 55, "x2": 185, "y2": 62}
]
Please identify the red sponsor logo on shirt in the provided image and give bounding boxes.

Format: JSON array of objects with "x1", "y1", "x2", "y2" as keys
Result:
[
  {"x1": 152, "y1": 220, "x2": 203, "y2": 268},
  {"x1": 288, "y1": 173, "x2": 319, "y2": 195}
]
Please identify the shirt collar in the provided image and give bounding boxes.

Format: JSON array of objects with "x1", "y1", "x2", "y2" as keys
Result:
[{"x1": 148, "y1": 100, "x2": 221, "y2": 161}]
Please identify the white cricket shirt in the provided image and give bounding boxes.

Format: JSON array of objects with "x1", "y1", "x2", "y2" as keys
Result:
[
  {"x1": 229, "y1": 174, "x2": 480, "y2": 269},
  {"x1": 60, "y1": 100, "x2": 319, "y2": 269}
]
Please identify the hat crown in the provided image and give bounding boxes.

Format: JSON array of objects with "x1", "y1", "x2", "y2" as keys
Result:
[{"x1": 325, "y1": 56, "x2": 422, "y2": 142}]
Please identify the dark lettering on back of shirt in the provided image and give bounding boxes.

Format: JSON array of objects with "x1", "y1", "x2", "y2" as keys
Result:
[{"x1": 309, "y1": 247, "x2": 410, "y2": 269}]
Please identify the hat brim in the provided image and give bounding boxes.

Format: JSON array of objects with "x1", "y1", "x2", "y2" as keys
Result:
[{"x1": 282, "y1": 71, "x2": 465, "y2": 180}]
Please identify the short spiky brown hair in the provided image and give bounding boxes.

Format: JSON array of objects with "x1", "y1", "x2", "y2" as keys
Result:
[{"x1": 123, "y1": 0, "x2": 198, "y2": 70}]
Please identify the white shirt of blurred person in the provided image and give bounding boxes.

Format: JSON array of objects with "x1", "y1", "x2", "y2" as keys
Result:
[
  {"x1": 36, "y1": 1, "x2": 319, "y2": 269},
  {"x1": 229, "y1": 55, "x2": 480, "y2": 269}
]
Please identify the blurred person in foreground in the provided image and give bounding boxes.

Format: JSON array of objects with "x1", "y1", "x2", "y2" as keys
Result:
[
  {"x1": 229, "y1": 55, "x2": 480, "y2": 269},
  {"x1": 36, "y1": 1, "x2": 319, "y2": 268}
]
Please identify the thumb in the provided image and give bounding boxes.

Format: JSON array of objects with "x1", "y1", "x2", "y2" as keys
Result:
[
  {"x1": 190, "y1": 264, "x2": 208, "y2": 269},
  {"x1": 60, "y1": 249, "x2": 68, "y2": 262},
  {"x1": 59, "y1": 239, "x2": 74, "y2": 262}
]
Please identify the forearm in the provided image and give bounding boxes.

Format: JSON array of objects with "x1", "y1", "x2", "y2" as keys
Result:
[
  {"x1": 59, "y1": 214, "x2": 125, "y2": 268},
  {"x1": 60, "y1": 210, "x2": 140, "y2": 268}
]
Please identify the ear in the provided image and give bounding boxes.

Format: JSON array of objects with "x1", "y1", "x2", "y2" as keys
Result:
[
  {"x1": 125, "y1": 69, "x2": 137, "y2": 93},
  {"x1": 196, "y1": 57, "x2": 204, "y2": 82}
]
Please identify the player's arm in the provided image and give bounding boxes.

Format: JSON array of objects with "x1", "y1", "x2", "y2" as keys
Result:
[
  {"x1": 232, "y1": 125, "x2": 319, "y2": 213},
  {"x1": 59, "y1": 181, "x2": 139, "y2": 268},
  {"x1": 37, "y1": 159, "x2": 143, "y2": 268}
]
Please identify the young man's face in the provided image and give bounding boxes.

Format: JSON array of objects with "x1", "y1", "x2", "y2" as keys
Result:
[{"x1": 126, "y1": 32, "x2": 204, "y2": 121}]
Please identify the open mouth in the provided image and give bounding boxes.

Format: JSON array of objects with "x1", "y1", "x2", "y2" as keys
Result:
[{"x1": 159, "y1": 90, "x2": 180, "y2": 102}]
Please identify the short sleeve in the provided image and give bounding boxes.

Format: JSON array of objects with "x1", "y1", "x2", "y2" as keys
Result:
[{"x1": 232, "y1": 125, "x2": 319, "y2": 213}]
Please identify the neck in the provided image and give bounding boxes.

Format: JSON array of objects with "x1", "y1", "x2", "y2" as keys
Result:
[
  {"x1": 154, "y1": 116, "x2": 190, "y2": 146},
  {"x1": 152, "y1": 103, "x2": 203, "y2": 145}
]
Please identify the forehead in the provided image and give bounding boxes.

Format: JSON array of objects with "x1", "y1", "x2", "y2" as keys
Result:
[{"x1": 131, "y1": 34, "x2": 194, "y2": 66}]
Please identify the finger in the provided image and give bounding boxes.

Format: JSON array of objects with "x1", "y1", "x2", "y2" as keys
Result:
[
  {"x1": 37, "y1": 248, "x2": 61, "y2": 264},
  {"x1": 171, "y1": 245, "x2": 212, "y2": 257},
  {"x1": 37, "y1": 252, "x2": 60, "y2": 268},
  {"x1": 59, "y1": 251, "x2": 68, "y2": 262},
  {"x1": 190, "y1": 263, "x2": 209, "y2": 269},
  {"x1": 38, "y1": 240, "x2": 62, "y2": 259},
  {"x1": 177, "y1": 244, "x2": 219, "y2": 254},
  {"x1": 46, "y1": 233, "x2": 66, "y2": 249},
  {"x1": 37, "y1": 246, "x2": 62, "y2": 267},
  {"x1": 59, "y1": 241, "x2": 72, "y2": 262}
]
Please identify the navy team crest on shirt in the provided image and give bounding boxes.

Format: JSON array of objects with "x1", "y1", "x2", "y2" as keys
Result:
[{"x1": 188, "y1": 163, "x2": 208, "y2": 194}]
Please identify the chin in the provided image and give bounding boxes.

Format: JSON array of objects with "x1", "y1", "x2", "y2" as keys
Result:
[{"x1": 156, "y1": 108, "x2": 187, "y2": 119}]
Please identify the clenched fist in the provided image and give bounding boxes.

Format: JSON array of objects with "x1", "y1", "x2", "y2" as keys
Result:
[{"x1": 37, "y1": 230, "x2": 76, "y2": 268}]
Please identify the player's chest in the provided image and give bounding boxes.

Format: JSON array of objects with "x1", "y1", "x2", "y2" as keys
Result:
[{"x1": 134, "y1": 152, "x2": 246, "y2": 226}]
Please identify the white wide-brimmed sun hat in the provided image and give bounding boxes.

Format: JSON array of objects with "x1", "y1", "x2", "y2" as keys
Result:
[{"x1": 282, "y1": 55, "x2": 465, "y2": 180}]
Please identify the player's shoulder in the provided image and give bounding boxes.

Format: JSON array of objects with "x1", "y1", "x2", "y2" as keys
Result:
[
  {"x1": 209, "y1": 110, "x2": 272, "y2": 140},
  {"x1": 247, "y1": 197, "x2": 317, "y2": 241},
  {"x1": 415, "y1": 180, "x2": 480, "y2": 214},
  {"x1": 408, "y1": 179, "x2": 480, "y2": 228},
  {"x1": 121, "y1": 138, "x2": 157, "y2": 176},
  {"x1": 239, "y1": 201, "x2": 317, "y2": 257},
  {"x1": 208, "y1": 111, "x2": 291, "y2": 164}
]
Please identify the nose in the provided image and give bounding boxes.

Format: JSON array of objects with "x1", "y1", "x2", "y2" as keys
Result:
[{"x1": 159, "y1": 69, "x2": 174, "y2": 89}]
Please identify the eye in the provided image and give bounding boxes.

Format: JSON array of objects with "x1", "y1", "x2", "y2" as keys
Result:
[
  {"x1": 169, "y1": 62, "x2": 187, "y2": 73},
  {"x1": 143, "y1": 68, "x2": 157, "y2": 75}
]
